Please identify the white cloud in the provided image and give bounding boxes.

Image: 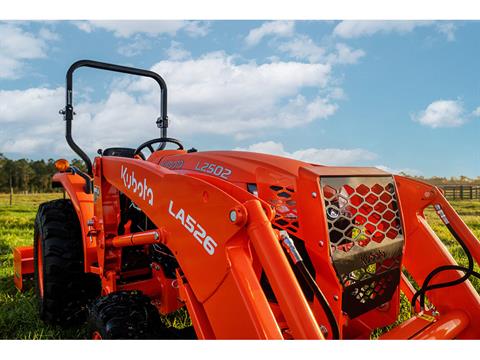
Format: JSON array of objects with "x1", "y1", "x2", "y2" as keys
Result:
[
  {"x1": 166, "y1": 41, "x2": 191, "y2": 61},
  {"x1": 413, "y1": 100, "x2": 466, "y2": 128},
  {"x1": 0, "y1": 87, "x2": 160, "y2": 157},
  {"x1": 330, "y1": 43, "x2": 365, "y2": 64},
  {"x1": 0, "y1": 56, "x2": 21, "y2": 79},
  {"x1": 73, "y1": 20, "x2": 209, "y2": 38},
  {"x1": 117, "y1": 37, "x2": 152, "y2": 57},
  {"x1": 278, "y1": 35, "x2": 326, "y2": 63},
  {"x1": 0, "y1": 87, "x2": 66, "y2": 154},
  {"x1": 472, "y1": 106, "x2": 480, "y2": 117},
  {"x1": 183, "y1": 21, "x2": 211, "y2": 38},
  {"x1": 374, "y1": 165, "x2": 422, "y2": 176},
  {"x1": 73, "y1": 21, "x2": 94, "y2": 33},
  {"x1": 138, "y1": 52, "x2": 336, "y2": 138},
  {"x1": 278, "y1": 35, "x2": 364, "y2": 65},
  {"x1": 333, "y1": 20, "x2": 434, "y2": 39},
  {"x1": 436, "y1": 22, "x2": 456, "y2": 42},
  {"x1": 245, "y1": 21, "x2": 295, "y2": 47},
  {"x1": 0, "y1": 23, "x2": 58, "y2": 79},
  {"x1": 236, "y1": 141, "x2": 377, "y2": 166},
  {"x1": 110, "y1": 53, "x2": 335, "y2": 139},
  {"x1": 0, "y1": 52, "x2": 340, "y2": 157},
  {"x1": 0, "y1": 87, "x2": 64, "y2": 123},
  {"x1": 0, "y1": 24, "x2": 47, "y2": 59},
  {"x1": 38, "y1": 27, "x2": 60, "y2": 41}
]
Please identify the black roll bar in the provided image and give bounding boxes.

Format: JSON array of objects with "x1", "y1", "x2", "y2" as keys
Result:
[{"x1": 61, "y1": 60, "x2": 169, "y2": 175}]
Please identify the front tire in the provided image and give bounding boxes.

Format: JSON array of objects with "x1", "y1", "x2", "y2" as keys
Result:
[
  {"x1": 34, "y1": 199, "x2": 100, "y2": 325},
  {"x1": 87, "y1": 291, "x2": 163, "y2": 339}
]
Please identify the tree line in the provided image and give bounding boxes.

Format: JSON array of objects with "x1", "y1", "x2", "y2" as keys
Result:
[
  {"x1": 0, "y1": 153, "x2": 479, "y2": 193},
  {"x1": 0, "y1": 154, "x2": 85, "y2": 193},
  {"x1": 404, "y1": 174, "x2": 480, "y2": 186}
]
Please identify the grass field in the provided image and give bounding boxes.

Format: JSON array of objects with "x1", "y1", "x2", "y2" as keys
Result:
[{"x1": 0, "y1": 193, "x2": 479, "y2": 339}]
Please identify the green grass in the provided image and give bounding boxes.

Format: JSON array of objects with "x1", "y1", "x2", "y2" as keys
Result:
[
  {"x1": 0, "y1": 193, "x2": 85, "y2": 339},
  {"x1": 0, "y1": 194, "x2": 479, "y2": 339}
]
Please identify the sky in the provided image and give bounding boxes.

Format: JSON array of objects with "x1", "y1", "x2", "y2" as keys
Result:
[{"x1": 0, "y1": 20, "x2": 479, "y2": 177}]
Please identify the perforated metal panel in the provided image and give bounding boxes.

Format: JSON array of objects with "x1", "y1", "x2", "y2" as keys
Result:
[
  {"x1": 320, "y1": 177, "x2": 404, "y2": 318},
  {"x1": 268, "y1": 185, "x2": 299, "y2": 234}
]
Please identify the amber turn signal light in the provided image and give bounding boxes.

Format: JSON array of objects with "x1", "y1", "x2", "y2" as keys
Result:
[{"x1": 54, "y1": 159, "x2": 70, "y2": 172}]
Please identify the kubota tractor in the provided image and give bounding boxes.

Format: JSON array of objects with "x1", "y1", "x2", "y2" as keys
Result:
[{"x1": 13, "y1": 60, "x2": 480, "y2": 339}]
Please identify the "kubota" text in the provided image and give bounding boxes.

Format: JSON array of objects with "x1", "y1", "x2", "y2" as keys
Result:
[{"x1": 120, "y1": 166, "x2": 154, "y2": 206}]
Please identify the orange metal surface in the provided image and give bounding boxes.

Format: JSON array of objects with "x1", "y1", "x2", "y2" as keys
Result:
[
  {"x1": 107, "y1": 229, "x2": 165, "y2": 247},
  {"x1": 177, "y1": 272, "x2": 215, "y2": 339},
  {"x1": 412, "y1": 310, "x2": 469, "y2": 340},
  {"x1": 244, "y1": 200, "x2": 323, "y2": 339},
  {"x1": 13, "y1": 246, "x2": 34, "y2": 291},
  {"x1": 379, "y1": 314, "x2": 434, "y2": 340},
  {"x1": 380, "y1": 310, "x2": 469, "y2": 340},
  {"x1": 36, "y1": 241, "x2": 44, "y2": 297},
  {"x1": 226, "y1": 245, "x2": 283, "y2": 339}
]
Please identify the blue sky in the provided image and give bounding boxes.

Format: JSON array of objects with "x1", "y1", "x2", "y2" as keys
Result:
[{"x1": 0, "y1": 20, "x2": 478, "y2": 177}]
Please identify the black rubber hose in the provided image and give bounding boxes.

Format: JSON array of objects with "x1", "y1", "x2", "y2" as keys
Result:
[
  {"x1": 411, "y1": 214, "x2": 478, "y2": 310},
  {"x1": 294, "y1": 261, "x2": 340, "y2": 339},
  {"x1": 412, "y1": 264, "x2": 480, "y2": 309}
]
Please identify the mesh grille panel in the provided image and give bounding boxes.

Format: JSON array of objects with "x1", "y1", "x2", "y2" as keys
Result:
[
  {"x1": 268, "y1": 185, "x2": 299, "y2": 233},
  {"x1": 321, "y1": 176, "x2": 404, "y2": 318}
]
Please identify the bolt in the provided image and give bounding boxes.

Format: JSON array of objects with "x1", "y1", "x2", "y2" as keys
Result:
[
  {"x1": 154, "y1": 265, "x2": 160, "y2": 271},
  {"x1": 423, "y1": 190, "x2": 435, "y2": 199},
  {"x1": 171, "y1": 279, "x2": 179, "y2": 289},
  {"x1": 333, "y1": 295, "x2": 339, "y2": 301},
  {"x1": 312, "y1": 192, "x2": 318, "y2": 198},
  {"x1": 378, "y1": 302, "x2": 390, "y2": 311},
  {"x1": 229, "y1": 210, "x2": 238, "y2": 223},
  {"x1": 153, "y1": 231, "x2": 159, "y2": 240},
  {"x1": 319, "y1": 240, "x2": 324, "y2": 247},
  {"x1": 319, "y1": 325, "x2": 329, "y2": 337}
]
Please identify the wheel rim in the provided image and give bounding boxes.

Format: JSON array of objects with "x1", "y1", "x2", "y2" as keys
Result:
[
  {"x1": 92, "y1": 331, "x2": 103, "y2": 340},
  {"x1": 37, "y1": 240, "x2": 44, "y2": 298}
]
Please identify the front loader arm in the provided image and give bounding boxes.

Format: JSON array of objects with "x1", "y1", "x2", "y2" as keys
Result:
[
  {"x1": 98, "y1": 157, "x2": 323, "y2": 339},
  {"x1": 393, "y1": 175, "x2": 480, "y2": 339}
]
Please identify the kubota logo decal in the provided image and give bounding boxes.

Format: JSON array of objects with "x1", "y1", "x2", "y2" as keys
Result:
[
  {"x1": 120, "y1": 166, "x2": 154, "y2": 206},
  {"x1": 168, "y1": 200, "x2": 217, "y2": 255}
]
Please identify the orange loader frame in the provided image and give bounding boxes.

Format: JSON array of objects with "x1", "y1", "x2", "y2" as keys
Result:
[{"x1": 13, "y1": 60, "x2": 480, "y2": 340}]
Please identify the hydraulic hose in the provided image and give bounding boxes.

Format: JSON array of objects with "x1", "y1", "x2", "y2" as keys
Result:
[
  {"x1": 279, "y1": 231, "x2": 340, "y2": 339},
  {"x1": 411, "y1": 204, "x2": 480, "y2": 310}
]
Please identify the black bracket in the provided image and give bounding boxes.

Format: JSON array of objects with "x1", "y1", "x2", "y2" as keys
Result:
[{"x1": 156, "y1": 116, "x2": 169, "y2": 131}]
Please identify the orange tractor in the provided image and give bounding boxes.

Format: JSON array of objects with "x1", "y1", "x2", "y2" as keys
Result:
[{"x1": 13, "y1": 60, "x2": 480, "y2": 339}]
